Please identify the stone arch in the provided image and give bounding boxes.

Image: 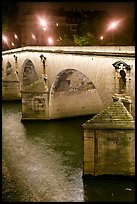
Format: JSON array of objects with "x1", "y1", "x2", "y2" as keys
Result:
[
  {"x1": 6, "y1": 61, "x2": 12, "y2": 76},
  {"x1": 22, "y1": 59, "x2": 38, "y2": 86},
  {"x1": 49, "y1": 68, "x2": 103, "y2": 119}
]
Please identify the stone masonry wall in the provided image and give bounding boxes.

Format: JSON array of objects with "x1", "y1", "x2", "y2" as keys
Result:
[
  {"x1": 83, "y1": 100, "x2": 135, "y2": 177},
  {"x1": 83, "y1": 129, "x2": 135, "y2": 176},
  {"x1": 22, "y1": 92, "x2": 49, "y2": 120},
  {"x1": 2, "y1": 46, "x2": 135, "y2": 118}
]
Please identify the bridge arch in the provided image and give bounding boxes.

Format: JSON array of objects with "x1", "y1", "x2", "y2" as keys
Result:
[
  {"x1": 21, "y1": 59, "x2": 39, "y2": 87},
  {"x1": 49, "y1": 68, "x2": 103, "y2": 119}
]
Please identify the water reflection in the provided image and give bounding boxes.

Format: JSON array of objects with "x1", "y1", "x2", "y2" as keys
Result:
[
  {"x1": 2, "y1": 102, "x2": 135, "y2": 202},
  {"x1": 83, "y1": 177, "x2": 135, "y2": 202}
]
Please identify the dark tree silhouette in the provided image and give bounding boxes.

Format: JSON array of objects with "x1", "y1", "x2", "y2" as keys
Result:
[{"x1": 2, "y1": 2, "x2": 18, "y2": 32}]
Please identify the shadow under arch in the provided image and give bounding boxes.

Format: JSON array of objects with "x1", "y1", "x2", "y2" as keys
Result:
[
  {"x1": 6, "y1": 61, "x2": 12, "y2": 76},
  {"x1": 21, "y1": 59, "x2": 38, "y2": 88},
  {"x1": 49, "y1": 68, "x2": 103, "y2": 119}
]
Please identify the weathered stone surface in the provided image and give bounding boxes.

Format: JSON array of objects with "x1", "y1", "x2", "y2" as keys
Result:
[
  {"x1": 2, "y1": 72, "x2": 21, "y2": 100},
  {"x1": 23, "y1": 75, "x2": 48, "y2": 93},
  {"x1": 2, "y1": 72, "x2": 19, "y2": 82},
  {"x1": 22, "y1": 59, "x2": 38, "y2": 86},
  {"x1": 83, "y1": 100, "x2": 135, "y2": 177},
  {"x1": 83, "y1": 100, "x2": 135, "y2": 129},
  {"x1": 22, "y1": 76, "x2": 49, "y2": 119},
  {"x1": 2, "y1": 46, "x2": 135, "y2": 118},
  {"x1": 49, "y1": 69, "x2": 103, "y2": 119},
  {"x1": 22, "y1": 92, "x2": 49, "y2": 119},
  {"x1": 6, "y1": 61, "x2": 12, "y2": 76},
  {"x1": 53, "y1": 69, "x2": 95, "y2": 94}
]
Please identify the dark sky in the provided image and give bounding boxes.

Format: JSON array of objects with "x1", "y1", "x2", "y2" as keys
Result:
[{"x1": 18, "y1": 2, "x2": 135, "y2": 18}]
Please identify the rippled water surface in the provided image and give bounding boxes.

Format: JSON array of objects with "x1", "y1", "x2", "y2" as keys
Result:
[{"x1": 2, "y1": 102, "x2": 135, "y2": 202}]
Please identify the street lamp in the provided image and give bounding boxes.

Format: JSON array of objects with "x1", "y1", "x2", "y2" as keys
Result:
[
  {"x1": 100, "y1": 36, "x2": 104, "y2": 40},
  {"x1": 39, "y1": 18, "x2": 47, "y2": 31},
  {"x1": 108, "y1": 21, "x2": 119, "y2": 30},
  {"x1": 14, "y1": 34, "x2": 18, "y2": 47},
  {"x1": 48, "y1": 37, "x2": 53, "y2": 45},
  {"x1": 11, "y1": 42, "x2": 15, "y2": 47},
  {"x1": 2, "y1": 35, "x2": 9, "y2": 49},
  {"x1": 40, "y1": 19, "x2": 47, "y2": 27},
  {"x1": 3, "y1": 36, "x2": 8, "y2": 44},
  {"x1": 32, "y1": 33, "x2": 36, "y2": 45},
  {"x1": 14, "y1": 34, "x2": 18, "y2": 39},
  {"x1": 32, "y1": 33, "x2": 36, "y2": 40},
  {"x1": 107, "y1": 21, "x2": 119, "y2": 44},
  {"x1": 43, "y1": 27, "x2": 47, "y2": 31},
  {"x1": 39, "y1": 18, "x2": 47, "y2": 45},
  {"x1": 100, "y1": 36, "x2": 104, "y2": 45}
]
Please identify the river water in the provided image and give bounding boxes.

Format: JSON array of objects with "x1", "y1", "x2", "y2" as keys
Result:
[{"x1": 2, "y1": 102, "x2": 135, "y2": 202}]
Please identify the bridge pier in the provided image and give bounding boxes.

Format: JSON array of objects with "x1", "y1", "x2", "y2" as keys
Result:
[
  {"x1": 21, "y1": 76, "x2": 49, "y2": 120},
  {"x1": 83, "y1": 100, "x2": 135, "y2": 177},
  {"x1": 2, "y1": 72, "x2": 21, "y2": 100}
]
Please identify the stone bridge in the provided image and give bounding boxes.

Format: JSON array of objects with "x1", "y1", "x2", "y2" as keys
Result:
[{"x1": 2, "y1": 46, "x2": 135, "y2": 120}]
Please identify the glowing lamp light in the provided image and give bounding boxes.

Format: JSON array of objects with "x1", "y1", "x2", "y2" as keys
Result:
[
  {"x1": 40, "y1": 19, "x2": 46, "y2": 27},
  {"x1": 11, "y1": 42, "x2": 15, "y2": 46},
  {"x1": 100, "y1": 36, "x2": 104, "y2": 40},
  {"x1": 108, "y1": 21, "x2": 119, "y2": 30},
  {"x1": 43, "y1": 27, "x2": 47, "y2": 31},
  {"x1": 48, "y1": 37, "x2": 53, "y2": 45},
  {"x1": 32, "y1": 34, "x2": 36, "y2": 39},
  {"x1": 14, "y1": 34, "x2": 18, "y2": 39},
  {"x1": 3, "y1": 36, "x2": 8, "y2": 44}
]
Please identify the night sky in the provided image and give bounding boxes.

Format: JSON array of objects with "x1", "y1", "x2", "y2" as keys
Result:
[{"x1": 17, "y1": 2, "x2": 135, "y2": 18}]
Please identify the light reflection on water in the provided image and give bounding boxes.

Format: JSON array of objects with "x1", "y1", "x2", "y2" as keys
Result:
[
  {"x1": 2, "y1": 102, "x2": 85, "y2": 202},
  {"x1": 2, "y1": 102, "x2": 135, "y2": 202}
]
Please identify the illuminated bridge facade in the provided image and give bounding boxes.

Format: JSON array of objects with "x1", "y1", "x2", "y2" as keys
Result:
[{"x1": 2, "y1": 46, "x2": 135, "y2": 120}]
